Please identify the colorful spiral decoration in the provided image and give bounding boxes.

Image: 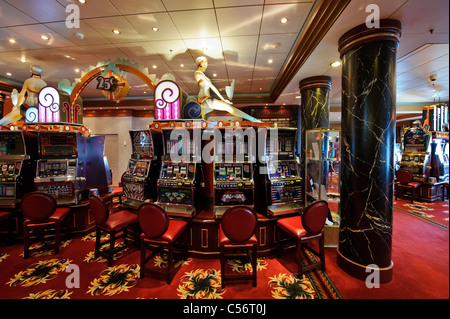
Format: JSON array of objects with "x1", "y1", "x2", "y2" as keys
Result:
[{"x1": 183, "y1": 102, "x2": 202, "y2": 119}]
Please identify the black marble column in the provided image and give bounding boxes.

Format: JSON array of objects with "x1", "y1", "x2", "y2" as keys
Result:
[
  {"x1": 299, "y1": 76, "x2": 332, "y2": 189},
  {"x1": 337, "y1": 20, "x2": 402, "y2": 283}
]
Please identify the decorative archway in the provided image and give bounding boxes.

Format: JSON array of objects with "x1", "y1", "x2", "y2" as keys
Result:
[{"x1": 69, "y1": 61, "x2": 156, "y2": 109}]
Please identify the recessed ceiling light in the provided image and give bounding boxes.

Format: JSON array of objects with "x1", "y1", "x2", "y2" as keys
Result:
[
  {"x1": 20, "y1": 57, "x2": 26, "y2": 63},
  {"x1": 6, "y1": 72, "x2": 12, "y2": 76},
  {"x1": 152, "y1": 27, "x2": 159, "y2": 32},
  {"x1": 8, "y1": 38, "x2": 16, "y2": 44},
  {"x1": 112, "y1": 29, "x2": 121, "y2": 35},
  {"x1": 78, "y1": 0, "x2": 86, "y2": 3},
  {"x1": 295, "y1": 95, "x2": 301, "y2": 99},
  {"x1": 152, "y1": 65, "x2": 157, "y2": 69},
  {"x1": 330, "y1": 61, "x2": 341, "y2": 67},
  {"x1": 180, "y1": 64, "x2": 184, "y2": 67},
  {"x1": 40, "y1": 35, "x2": 49, "y2": 40},
  {"x1": 74, "y1": 68, "x2": 80, "y2": 73},
  {"x1": 280, "y1": 18, "x2": 288, "y2": 24},
  {"x1": 268, "y1": 59, "x2": 273, "y2": 64},
  {"x1": 213, "y1": 73, "x2": 217, "y2": 77}
]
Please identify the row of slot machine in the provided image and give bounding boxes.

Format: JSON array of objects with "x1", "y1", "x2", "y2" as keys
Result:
[
  {"x1": 120, "y1": 123, "x2": 303, "y2": 219},
  {"x1": 0, "y1": 127, "x2": 112, "y2": 209},
  {"x1": 399, "y1": 124, "x2": 449, "y2": 183}
]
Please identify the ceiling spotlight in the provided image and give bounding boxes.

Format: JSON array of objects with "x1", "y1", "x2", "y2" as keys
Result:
[
  {"x1": 74, "y1": 68, "x2": 80, "y2": 73},
  {"x1": 152, "y1": 65, "x2": 157, "y2": 69},
  {"x1": 330, "y1": 61, "x2": 341, "y2": 67},
  {"x1": 112, "y1": 29, "x2": 121, "y2": 35},
  {"x1": 152, "y1": 27, "x2": 159, "y2": 32},
  {"x1": 280, "y1": 18, "x2": 288, "y2": 24},
  {"x1": 8, "y1": 38, "x2": 16, "y2": 44},
  {"x1": 20, "y1": 57, "x2": 26, "y2": 63},
  {"x1": 78, "y1": 0, "x2": 86, "y2": 3},
  {"x1": 40, "y1": 35, "x2": 49, "y2": 40},
  {"x1": 180, "y1": 64, "x2": 184, "y2": 67},
  {"x1": 268, "y1": 59, "x2": 273, "y2": 64},
  {"x1": 213, "y1": 73, "x2": 217, "y2": 77},
  {"x1": 6, "y1": 72, "x2": 12, "y2": 76}
]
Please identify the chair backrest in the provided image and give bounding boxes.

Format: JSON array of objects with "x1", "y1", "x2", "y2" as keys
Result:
[
  {"x1": 89, "y1": 195, "x2": 110, "y2": 225},
  {"x1": 138, "y1": 203, "x2": 169, "y2": 239},
  {"x1": 21, "y1": 192, "x2": 57, "y2": 222},
  {"x1": 221, "y1": 206, "x2": 257, "y2": 242},
  {"x1": 301, "y1": 200, "x2": 328, "y2": 235},
  {"x1": 396, "y1": 169, "x2": 413, "y2": 185}
]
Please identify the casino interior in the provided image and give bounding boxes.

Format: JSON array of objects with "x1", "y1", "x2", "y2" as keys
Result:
[{"x1": 0, "y1": 0, "x2": 448, "y2": 302}]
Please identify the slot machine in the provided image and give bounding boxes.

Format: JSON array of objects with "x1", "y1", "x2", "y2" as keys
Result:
[
  {"x1": 430, "y1": 132, "x2": 449, "y2": 182},
  {"x1": 399, "y1": 125, "x2": 431, "y2": 182},
  {"x1": 213, "y1": 127, "x2": 255, "y2": 219},
  {"x1": 0, "y1": 131, "x2": 38, "y2": 208},
  {"x1": 256, "y1": 127, "x2": 303, "y2": 216},
  {"x1": 157, "y1": 127, "x2": 202, "y2": 218},
  {"x1": 121, "y1": 130, "x2": 162, "y2": 209},
  {"x1": 34, "y1": 131, "x2": 88, "y2": 205}
]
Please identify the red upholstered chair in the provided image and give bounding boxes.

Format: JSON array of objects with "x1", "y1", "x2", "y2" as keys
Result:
[
  {"x1": 90, "y1": 195, "x2": 139, "y2": 267},
  {"x1": 21, "y1": 192, "x2": 71, "y2": 258},
  {"x1": 276, "y1": 200, "x2": 328, "y2": 279},
  {"x1": 219, "y1": 206, "x2": 258, "y2": 288},
  {"x1": 395, "y1": 169, "x2": 421, "y2": 203},
  {"x1": 138, "y1": 203, "x2": 188, "y2": 284},
  {"x1": 0, "y1": 211, "x2": 13, "y2": 244}
]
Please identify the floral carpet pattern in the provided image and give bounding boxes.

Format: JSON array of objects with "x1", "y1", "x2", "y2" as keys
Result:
[
  {"x1": 394, "y1": 198, "x2": 449, "y2": 230},
  {"x1": 0, "y1": 231, "x2": 342, "y2": 299}
]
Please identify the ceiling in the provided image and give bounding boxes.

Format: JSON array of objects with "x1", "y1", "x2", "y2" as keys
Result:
[{"x1": 0, "y1": 0, "x2": 448, "y2": 122}]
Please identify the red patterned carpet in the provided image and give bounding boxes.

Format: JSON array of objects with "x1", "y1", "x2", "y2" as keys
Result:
[
  {"x1": 0, "y1": 232, "x2": 341, "y2": 300},
  {"x1": 394, "y1": 198, "x2": 449, "y2": 230}
]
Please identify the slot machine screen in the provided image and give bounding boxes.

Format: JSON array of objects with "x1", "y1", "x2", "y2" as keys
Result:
[
  {"x1": 164, "y1": 130, "x2": 192, "y2": 157},
  {"x1": 0, "y1": 132, "x2": 25, "y2": 155},
  {"x1": 131, "y1": 131, "x2": 154, "y2": 159},
  {"x1": 40, "y1": 132, "x2": 77, "y2": 157}
]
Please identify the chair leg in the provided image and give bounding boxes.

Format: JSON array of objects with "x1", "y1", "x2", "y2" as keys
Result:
[
  {"x1": 220, "y1": 246, "x2": 225, "y2": 289},
  {"x1": 296, "y1": 239, "x2": 304, "y2": 279},
  {"x1": 167, "y1": 242, "x2": 174, "y2": 284},
  {"x1": 140, "y1": 239, "x2": 146, "y2": 279},
  {"x1": 252, "y1": 244, "x2": 257, "y2": 287},
  {"x1": 319, "y1": 236, "x2": 325, "y2": 271},
  {"x1": 276, "y1": 226, "x2": 281, "y2": 258},
  {"x1": 108, "y1": 232, "x2": 115, "y2": 267},
  {"x1": 54, "y1": 221, "x2": 61, "y2": 254},
  {"x1": 95, "y1": 227, "x2": 101, "y2": 259},
  {"x1": 23, "y1": 224, "x2": 29, "y2": 259}
]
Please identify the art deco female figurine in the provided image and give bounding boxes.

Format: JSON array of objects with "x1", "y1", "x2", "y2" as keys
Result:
[
  {"x1": 194, "y1": 56, "x2": 260, "y2": 123},
  {"x1": 0, "y1": 65, "x2": 47, "y2": 125}
]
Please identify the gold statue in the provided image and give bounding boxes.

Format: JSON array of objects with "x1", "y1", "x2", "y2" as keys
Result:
[{"x1": 194, "y1": 56, "x2": 260, "y2": 123}]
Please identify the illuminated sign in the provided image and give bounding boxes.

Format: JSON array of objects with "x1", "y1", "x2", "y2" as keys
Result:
[
  {"x1": 25, "y1": 86, "x2": 82, "y2": 124},
  {"x1": 154, "y1": 80, "x2": 181, "y2": 120}
]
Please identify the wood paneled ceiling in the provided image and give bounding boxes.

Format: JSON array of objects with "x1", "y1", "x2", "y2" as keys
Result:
[{"x1": 0, "y1": 0, "x2": 448, "y2": 121}]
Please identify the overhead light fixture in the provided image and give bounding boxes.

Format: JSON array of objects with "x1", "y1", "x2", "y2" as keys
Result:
[
  {"x1": 330, "y1": 61, "x2": 341, "y2": 67},
  {"x1": 152, "y1": 27, "x2": 159, "y2": 32},
  {"x1": 6, "y1": 72, "x2": 12, "y2": 76},
  {"x1": 8, "y1": 38, "x2": 16, "y2": 44},
  {"x1": 268, "y1": 59, "x2": 273, "y2": 64},
  {"x1": 112, "y1": 29, "x2": 121, "y2": 35},
  {"x1": 74, "y1": 68, "x2": 80, "y2": 73},
  {"x1": 280, "y1": 18, "x2": 288, "y2": 24},
  {"x1": 213, "y1": 73, "x2": 217, "y2": 77},
  {"x1": 20, "y1": 57, "x2": 26, "y2": 63},
  {"x1": 295, "y1": 95, "x2": 301, "y2": 99},
  {"x1": 40, "y1": 35, "x2": 49, "y2": 40},
  {"x1": 78, "y1": 0, "x2": 86, "y2": 4},
  {"x1": 180, "y1": 64, "x2": 184, "y2": 68},
  {"x1": 152, "y1": 65, "x2": 157, "y2": 69}
]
